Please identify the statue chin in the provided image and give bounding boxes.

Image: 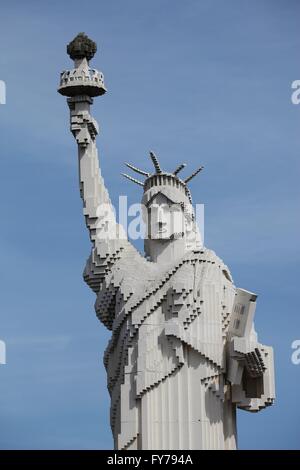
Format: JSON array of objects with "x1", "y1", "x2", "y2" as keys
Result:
[
  {"x1": 149, "y1": 230, "x2": 184, "y2": 240},
  {"x1": 150, "y1": 232, "x2": 172, "y2": 240}
]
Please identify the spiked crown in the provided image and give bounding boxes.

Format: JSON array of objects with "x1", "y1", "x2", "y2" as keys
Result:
[{"x1": 122, "y1": 151, "x2": 203, "y2": 204}]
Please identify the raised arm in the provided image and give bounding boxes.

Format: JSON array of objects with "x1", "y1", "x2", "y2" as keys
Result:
[
  {"x1": 58, "y1": 33, "x2": 133, "y2": 293},
  {"x1": 67, "y1": 95, "x2": 125, "y2": 247}
]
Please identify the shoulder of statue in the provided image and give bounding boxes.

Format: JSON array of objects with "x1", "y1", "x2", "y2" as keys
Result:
[{"x1": 191, "y1": 247, "x2": 234, "y2": 283}]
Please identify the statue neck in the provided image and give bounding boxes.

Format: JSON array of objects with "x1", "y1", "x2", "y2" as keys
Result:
[{"x1": 146, "y1": 238, "x2": 189, "y2": 264}]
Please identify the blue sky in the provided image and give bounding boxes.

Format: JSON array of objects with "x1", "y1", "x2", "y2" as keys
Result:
[{"x1": 0, "y1": 0, "x2": 299, "y2": 449}]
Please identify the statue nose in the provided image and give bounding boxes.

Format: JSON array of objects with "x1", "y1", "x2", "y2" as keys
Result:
[{"x1": 158, "y1": 208, "x2": 167, "y2": 224}]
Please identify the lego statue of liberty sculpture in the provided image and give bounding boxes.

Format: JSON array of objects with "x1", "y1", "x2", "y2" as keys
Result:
[{"x1": 58, "y1": 33, "x2": 275, "y2": 450}]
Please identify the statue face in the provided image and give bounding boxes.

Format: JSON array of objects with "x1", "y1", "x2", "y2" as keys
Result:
[{"x1": 146, "y1": 193, "x2": 185, "y2": 240}]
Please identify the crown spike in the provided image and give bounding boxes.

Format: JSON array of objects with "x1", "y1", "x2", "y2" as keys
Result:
[
  {"x1": 173, "y1": 163, "x2": 187, "y2": 175},
  {"x1": 149, "y1": 151, "x2": 162, "y2": 174},
  {"x1": 121, "y1": 173, "x2": 144, "y2": 186},
  {"x1": 125, "y1": 162, "x2": 150, "y2": 177},
  {"x1": 184, "y1": 166, "x2": 204, "y2": 183}
]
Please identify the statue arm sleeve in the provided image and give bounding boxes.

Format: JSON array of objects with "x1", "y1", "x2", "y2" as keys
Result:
[
  {"x1": 228, "y1": 336, "x2": 275, "y2": 412},
  {"x1": 68, "y1": 96, "x2": 127, "y2": 252},
  {"x1": 68, "y1": 96, "x2": 136, "y2": 292}
]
